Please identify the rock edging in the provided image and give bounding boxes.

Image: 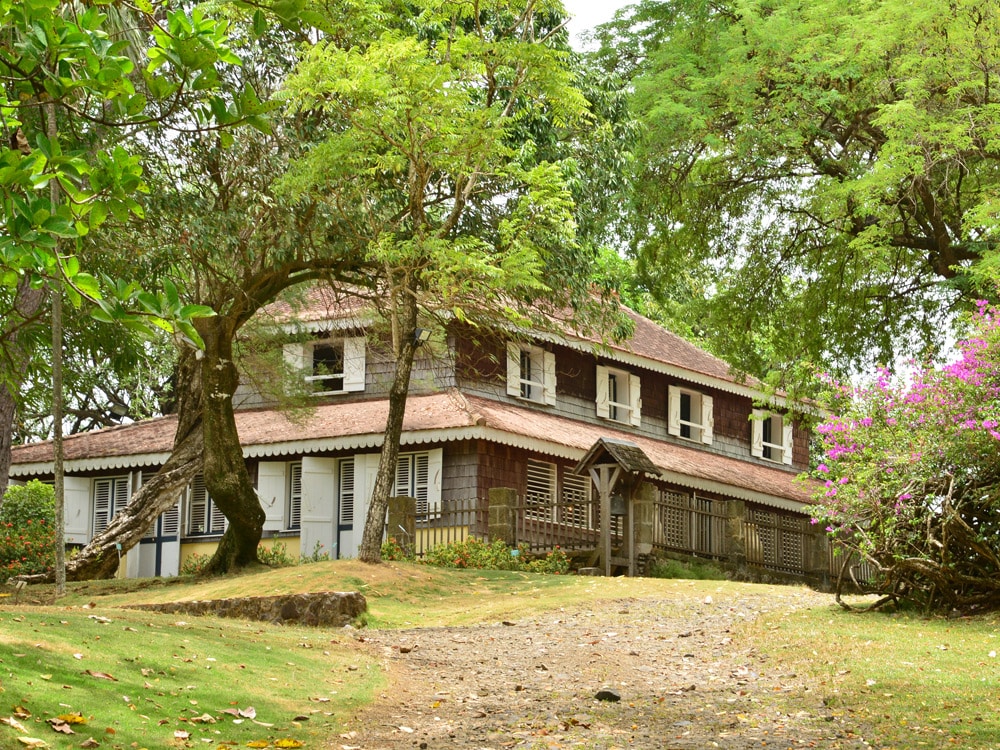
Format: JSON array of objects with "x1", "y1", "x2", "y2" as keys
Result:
[{"x1": 125, "y1": 591, "x2": 366, "y2": 627}]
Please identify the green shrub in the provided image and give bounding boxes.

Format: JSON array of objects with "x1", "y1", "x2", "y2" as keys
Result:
[
  {"x1": 257, "y1": 541, "x2": 296, "y2": 568},
  {"x1": 181, "y1": 552, "x2": 210, "y2": 576},
  {"x1": 524, "y1": 546, "x2": 570, "y2": 575},
  {"x1": 300, "y1": 541, "x2": 331, "y2": 564},
  {"x1": 647, "y1": 556, "x2": 727, "y2": 580},
  {"x1": 0, "y1": 481, "x2": 56, "y2": 579},
  {"x1": 381, "y1": 537, "x2": 414, "y2": 561},
  {"x1": 0, "y1": 480, "x2": 55, "y2": 524}
]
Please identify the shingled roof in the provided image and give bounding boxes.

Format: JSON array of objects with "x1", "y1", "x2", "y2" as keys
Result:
[{"x1": 11, "y1": 390, "x2": 811, "y2": 511}]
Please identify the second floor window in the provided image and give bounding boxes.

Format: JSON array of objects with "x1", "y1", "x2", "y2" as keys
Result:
[
  {"x1": 284, "y1": 336, "x2": 366, "y2": 395},
  {"x1": 668, "y1": 385, "x2": 714, "y2": 445},
  {"x1": 506, "y1": 342, "x2": 556, "y2": 405},
  {"x1": 751, "y1": 409, "x2": 794, "y2": 465},
  {"x1": 596, "y1": 365, "x2": 641, "y2": 426}
]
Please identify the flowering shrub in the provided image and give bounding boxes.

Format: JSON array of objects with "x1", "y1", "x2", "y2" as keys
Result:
[
  {"x1": 180, "y1": 552, "x2": 210, "y2": 576},
  {"x1": 0, "y1": 481, "x2": 56, "y2": 579},
  {"x1": 810, "y1": 301, "x2": 1000, "y2": 611}
]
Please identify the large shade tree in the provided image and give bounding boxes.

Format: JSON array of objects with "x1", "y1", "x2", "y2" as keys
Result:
[
  {"x1": 281, "y1": 0, "x2": 624, "y2": 562},
  {"x1": 596, "y1": 0, "x2": 1000, "y2": 387}
]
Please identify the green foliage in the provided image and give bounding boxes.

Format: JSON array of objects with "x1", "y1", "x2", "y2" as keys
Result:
[
  {"x1": 0, "y1": 517, "x2": 55, "y2": 578},
  {"x1": 603, "y1": 0, "x2": 1000, "y2": 387},
  {"x1": 180, "y1": 552, "x2": 210, "y2": 576},
  {"x1": 0, "y1": 479, "x2": 55, "y2": 522},
  {"x1": 257, "y1": 541, "x2": 296, "y2": 568},
  {"x1": 406, "y1": 537, "x2": 570, "y2": 575},
  {"x1": 647, "y1": 556, "x2": 727, "y2": 581},
  {"x1": 300, "y1": 541, "x2": 331, "y2": 564}
]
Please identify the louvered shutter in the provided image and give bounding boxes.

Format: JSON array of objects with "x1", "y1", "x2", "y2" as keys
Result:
[
  {"x1": 93, "y1": 479, "x2": 112, "y2": 535},
  {"x1": 288, "y1": 463, "x2": 303, "y2": 529},
  {"x1": 188, "y1": 475, "x2": 208, "y2": 534},
  {"x1": 338, "y1": 459, "x2": 354, "y2": 526}
]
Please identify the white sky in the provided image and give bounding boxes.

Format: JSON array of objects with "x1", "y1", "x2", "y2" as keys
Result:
[{"x1": 562, "y1": 0, "x2": 635, "y2": 49}]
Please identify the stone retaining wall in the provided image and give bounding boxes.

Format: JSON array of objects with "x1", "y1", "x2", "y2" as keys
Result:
[{"x1": 126, "y1": 591, "x2": 367, "y2": 627}]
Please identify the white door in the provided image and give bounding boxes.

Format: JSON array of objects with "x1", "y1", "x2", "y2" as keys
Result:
[{"x1": 300, "y1": 457, "x2": 339, "y2": 559}]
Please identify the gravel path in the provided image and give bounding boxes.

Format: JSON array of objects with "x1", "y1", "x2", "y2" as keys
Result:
[{"x1": 341, "y1": 586, "x2": 874, "y2": 750}]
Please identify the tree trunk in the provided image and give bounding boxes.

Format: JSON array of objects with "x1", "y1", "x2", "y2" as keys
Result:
[
  {"x1": 17, "y1": 349, "x2": 206, "y2": 583},
  {"x1": 0, "y1": 280, "x2": 47, "y2": 500},
  {"x1": 198, "y1": 316, "x2": 265, "y2": 575},
  {"x1": 358, "y1": 286, "x2": 419, "y2": 563}
]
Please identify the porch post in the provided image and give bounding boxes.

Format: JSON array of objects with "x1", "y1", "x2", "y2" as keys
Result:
[
  {"x1": 633, "y1": 481, "x2": 656, "y2": 558},
  {"x1": 488, "y1": 487, "x2": 517, "y2": 547}
]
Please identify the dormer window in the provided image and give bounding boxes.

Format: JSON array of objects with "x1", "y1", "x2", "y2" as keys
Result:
[
  {"x1": 506, "y1": 342, "x2": 556, "y2": 405},
  {"x1": 596, "y1": 365, "x2": 641, "y2": 426},
  {"x1": 284, "y1": 336, "x2": 366, "y2": 395},
  {"x1": 668, "y1": 385, "x2": 714, "y2": 445},
  {"x1": 751, "y1": 409, "x2": 793, "y2": 465}
]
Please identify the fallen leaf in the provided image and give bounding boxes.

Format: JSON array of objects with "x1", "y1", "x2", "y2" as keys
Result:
[
  {"x1": 238, "y1": 708, "x2": 256, "y2": 720},
  {"x1": 87, "y1": 616, "x2": 112, "y2": 625},
  {"x1": 79, "y1": 738, "x2": 100, "y2": 748},
  {"x1": 190, "y1": 714, "x2": 216, "y2": 724},
  {"x1": 251, "y1": 720, "x2": 273, "y2": 728},
  {"x1": 84, "y1": 670, "x2": 117, "y2": 682},
  {"x1": 56, "y1": 714, "x2": 87, "y2": 725},
  {"x1": 73, "y1": 654, "x2": 83, "y2": 660},
  {"x1": 16, "y1": 739, "x2": 48, "y2": 748},
  {"x1": 13, "y1": 708, "x2": 31, "y2": 720},
  {"x1": 174, "y1": 731, "x2": 190, "y2": 740},
  {"x1": 273, "y1": 740, "x2": 303, "y2": 749},
  {"x1": 49, "y1": 722, "x2": 75, "y2": 735},
  {"x1": 245, "y1": 742, "x2": 269, "y2": 748},
  {"x1": 2, "y1": 718, "x2": 28, "y2": 732}
]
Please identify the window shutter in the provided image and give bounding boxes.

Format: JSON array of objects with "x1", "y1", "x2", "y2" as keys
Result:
[
  {"x1": 595, "y1": 366, "x2": 610, "y2": 418},
  {"x1": 701, "y1": 394, "x2": 714, "y2": 445},
  {"x1": 425, "y1": 449, "x2": 442, "y2": 517},
  {"x1": 394, "y1": 454, "x2": 412, "y2": 497},
  {"x1": 209, "y1": 497, "x2": 227, "y2": 534},
  {"x1": 667, "y1": 385, "x2": 681, "y2": 436},
  {"x1": 782, "y1": 419, "x2": 794, "y2": 465},
  {"x1": 161, "y1": 502, "x2": 181, "y2": 536},
  {"x1": 112, "y1": 477, "x2": 129, "y2": 519},
  {"x1": 751, "y1": 409, "x2": 764, "y2": 458},
  {"x1": 288, "y1": 463, "x2": 303, "y2": 529},
  {"x1": 506, "y1": 342, "x2": 521, "y2": 397},
  {"x1": 93, "y1": 479, "x2": 112, "y2": 535},
  {"x1": 257, "y1": 462, "x2": 287, "y2": 531},
  {"x1": 413, "y1": 453, "x2": 430, "y2": 517},
  {"x1": 343, "y1": 336, "x2": 366, "y2": 392},
  {"x1": 64, "y1": 476, "x2": 91, "y2": 541},
  {"x1": 338, "y1": 459, "x2": 354, "y2": 526},
  {"x1": 283, "y1": 342, "x2": 307, "y2": 376},
  {"x1": 188, "y1": 475, "x2": 208, "y2": 534},
  {"x1": 629, "y1": 374, "x2": 642, "y2": 427},
  {"x1": 543, "y1": 351, "x2": 557, "y2": 406}
]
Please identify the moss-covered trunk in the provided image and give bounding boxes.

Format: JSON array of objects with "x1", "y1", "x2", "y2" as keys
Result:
[{"x1": 198, "y1": 316, "x2": 265, "y2": 575}]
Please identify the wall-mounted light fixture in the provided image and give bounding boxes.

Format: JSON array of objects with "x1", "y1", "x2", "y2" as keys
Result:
[
  {"x1": 107, "y1": 400, "x2": 129, "y2": 422},
  {"x1": 414, "y1": 328, "x2": 431, "y2": 346}
]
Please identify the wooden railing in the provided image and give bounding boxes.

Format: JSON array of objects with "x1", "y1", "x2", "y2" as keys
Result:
[
  {"x1": 743, "y1": 506, "x2": 809, "y2": 575},
  {"x1": 653, "y1": 491, "x2": 729, "y2": 559}
]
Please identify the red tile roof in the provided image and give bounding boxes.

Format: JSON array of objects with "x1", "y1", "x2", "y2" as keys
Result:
[{"x1": 12, "y1": 391, "x2": 810, "y2": 507}]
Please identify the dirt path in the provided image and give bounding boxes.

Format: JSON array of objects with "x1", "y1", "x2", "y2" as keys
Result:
[{"x1": 341, "y1": 585, "x2": 873, "y2": 750}]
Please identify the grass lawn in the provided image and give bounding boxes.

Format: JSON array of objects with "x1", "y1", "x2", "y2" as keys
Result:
[{"x1": 3, "y1": 561, "x2": 1000, "y2": 748}]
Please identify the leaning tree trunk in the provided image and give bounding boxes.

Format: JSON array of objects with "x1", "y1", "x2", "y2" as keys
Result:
[
  {"x1": 17, "y1": 348, "x2": 206, "y2": 582},
  {"x1": 358, "y1": 287, "x2": 420, "y2": 563},
  {"x1": 198, "y1": 316, "x2": 265, "y2": 575}
]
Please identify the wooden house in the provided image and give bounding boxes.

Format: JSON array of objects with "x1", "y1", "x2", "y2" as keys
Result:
[{"x1": 8, "y1": 288, "x2": 825, "y2": 580}]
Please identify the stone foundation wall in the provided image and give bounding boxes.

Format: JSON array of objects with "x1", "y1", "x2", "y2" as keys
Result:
[{"x1": 126, "y1": 591, "x2": 367, "y2": 627}]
